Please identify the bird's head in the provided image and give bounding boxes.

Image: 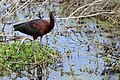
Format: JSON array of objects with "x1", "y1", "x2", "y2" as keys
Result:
[{"x1": 49, "y1": 11, "x2": 56, "y2": 20}]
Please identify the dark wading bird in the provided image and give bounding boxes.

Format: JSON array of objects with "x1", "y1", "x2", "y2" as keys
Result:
[{"x1": 13, "y1": 11, "x2": 55, "y2": 52}]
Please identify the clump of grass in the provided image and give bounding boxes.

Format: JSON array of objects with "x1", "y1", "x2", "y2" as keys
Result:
[
  {"x1": 96, "y1": 19, "x2": 120, "y2": 36},
  {"x1": 0, "y1": 41, "x2": 60, "y2": 72}
]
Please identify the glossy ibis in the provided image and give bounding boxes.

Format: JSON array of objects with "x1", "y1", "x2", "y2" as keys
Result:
[{"x1": 13, "y1": 11, "x2": 55, "y2": 52}]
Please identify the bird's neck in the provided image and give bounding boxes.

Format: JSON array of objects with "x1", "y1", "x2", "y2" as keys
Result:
[{"x1": 50, "y1": 16, "x2": 55, "y2": 28}]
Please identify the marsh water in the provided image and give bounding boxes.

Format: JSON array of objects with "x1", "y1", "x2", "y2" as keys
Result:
[{"x1": 0, "y1": 1, "x2": 120, "y2": 80}]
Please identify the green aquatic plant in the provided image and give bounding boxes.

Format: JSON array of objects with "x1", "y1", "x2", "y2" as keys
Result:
[{"x1": 0, "y1": 41, "x2": 60, "y2": 72}]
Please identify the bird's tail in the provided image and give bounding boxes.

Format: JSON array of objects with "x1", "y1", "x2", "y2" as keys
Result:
[
  {"x1": 13, "y1": 24, "x2": 19, "y2": 31},
  {"x1": 13, "y1": 22, "x2": 27, "y2": 31}
]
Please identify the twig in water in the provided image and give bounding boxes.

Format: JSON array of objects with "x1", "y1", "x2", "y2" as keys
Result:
[
  {"x1": 16, "y1": 37, "x2": 32, "y2": 53},
  {"x1": 0, "y1": 63, "x2": 12, "y2": 74},
  {"x1": 41, "y1": 48, "x2": 59, "y2": 61}
]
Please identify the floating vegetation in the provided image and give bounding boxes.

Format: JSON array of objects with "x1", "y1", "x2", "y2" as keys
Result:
[
  {"x1": 0, "y1": 41, "x2": 60, "y2": 73},
  {"x1": 97, "y1": 19, "x2": 120, "y2": 36},
  {"x1": 99, "y1": 45, "x2": 120, "y2": 75}
]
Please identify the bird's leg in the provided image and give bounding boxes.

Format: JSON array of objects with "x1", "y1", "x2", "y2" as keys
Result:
[
  {"x1": 40, "y1": 37, "x2": 42, "y2": 49},
  {"x1": 32, "y1": 40, "x2": 35, "y2": 52},
  {"x1": 32, "y1": 39, "x2": 37, "y2": 64},
  {"x1": 32, "y1": 38, "x2": 38, "y2": 78}
]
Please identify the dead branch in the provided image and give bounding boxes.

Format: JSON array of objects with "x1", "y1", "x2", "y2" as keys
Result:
[
  {"x1": 100, "y1": 0, "x2": 111, "y2": 10},
  {"x1": 17, "y1": 37, "x2": 32, "y2": 53},
  {"x1": 66, "y1": 0, "x2": 103, "y2": 21},
  {"x1": 77, "y1": 11, "x2": 115, "y2": 18},
  {"x1": 0, "y1": 0, "x2": 33, "y2": 21},
  {"x1": 0, "y1": 63, "x2": 12, "y2": 74},
  {"x1": 30, "y1": 0, "x2": 48, "y2": 19}
]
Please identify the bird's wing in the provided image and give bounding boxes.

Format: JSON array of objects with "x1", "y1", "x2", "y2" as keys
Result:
[
  {"x1": 20, "y1": 20, "x2": 41, "y2": 36},
  {"x1": 30, "y1": 19, "x2": 40, "y2": 28}
]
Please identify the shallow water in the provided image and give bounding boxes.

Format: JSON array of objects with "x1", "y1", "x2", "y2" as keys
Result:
[
  {"x1": 0, "y1": 1, "x2": 120, "y2": 80},
  {"x1": 1, "y1": 19, "x2": 119, "y2": 80}
]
